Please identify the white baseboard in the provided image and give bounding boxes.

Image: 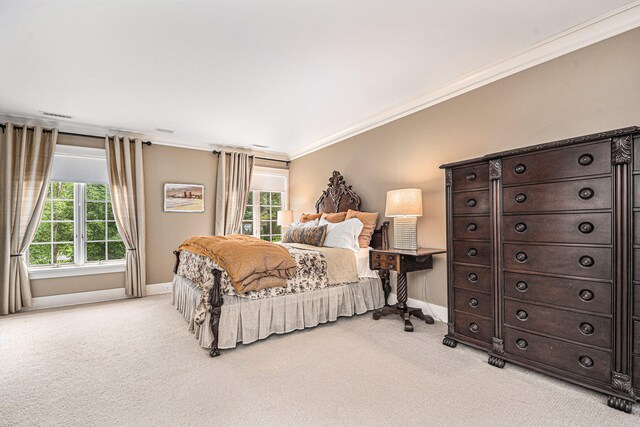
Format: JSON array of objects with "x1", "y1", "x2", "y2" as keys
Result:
[
  {"x1": 388, "y1": 293, "x2": 448, "y2": 323},
  {"x1": 27, "y1": 282, "x2": 173, "y2": 311}
]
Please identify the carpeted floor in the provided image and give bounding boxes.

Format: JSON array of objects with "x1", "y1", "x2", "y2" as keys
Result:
[{"x1": 0, "y1": 294, "x2": 638, "y2": 426}]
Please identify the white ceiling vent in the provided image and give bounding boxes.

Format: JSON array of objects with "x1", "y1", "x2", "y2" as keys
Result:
[
  {"x1": 252, "y1": 144, "x2": 270, "y2": 149},
  {"x1": 155, "y1": 128, "x2": 175, "y2": 134},
  {"x1": 41, "y1": 111, "x2": 74, "y2": 120}
]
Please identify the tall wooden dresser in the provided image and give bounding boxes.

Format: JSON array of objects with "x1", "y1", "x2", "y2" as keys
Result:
[{"x1": 441, "y1": 127, "x2": 640, "y2": 413}]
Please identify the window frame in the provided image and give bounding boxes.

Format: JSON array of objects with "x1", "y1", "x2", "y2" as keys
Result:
[{"x1": 242, "y1": 167, "x2": 289, "y2": 241}]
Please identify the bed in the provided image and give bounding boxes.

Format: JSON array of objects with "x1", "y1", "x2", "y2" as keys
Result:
[{"x1": 171, "y1": 170, "x2": 390, "y2": 356}]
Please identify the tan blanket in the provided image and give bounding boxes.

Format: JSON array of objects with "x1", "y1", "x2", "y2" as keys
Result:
[
  {"x1": 179, "y1": 235, "x2": 297, "y2": 294},
  {"x1": 284, "y1": 243, "x2": 358, "y2": 284}
]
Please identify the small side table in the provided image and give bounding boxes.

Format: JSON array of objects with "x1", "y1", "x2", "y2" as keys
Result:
[{"x1": 370, "y1": 248, "x2": 445, "y2": 332}]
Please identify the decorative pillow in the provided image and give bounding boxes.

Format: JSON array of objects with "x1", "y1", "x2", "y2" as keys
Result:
[
  {"x1": 345, "y1": 209, "x2": 379, "y2": 248},
  {"x1": 320, "y1": 217, "x2": 363, "y2": 252},
  {"x1": 300, "y1": 213, "x2": 322, "y2": 223},
  {"x1": 321, "y1": 212, "x2": 347, "y2": 223},
  {"x1": 283, "y1": 224, "x2": 327, "y2": 246},
  {"x1": 290, "y1": 219, "x2": 319, "y2": 228}
]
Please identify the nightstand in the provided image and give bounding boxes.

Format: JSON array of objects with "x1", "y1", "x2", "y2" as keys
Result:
[{"x1": 370, "y1": 248, "x2": 446, "y2": 332}]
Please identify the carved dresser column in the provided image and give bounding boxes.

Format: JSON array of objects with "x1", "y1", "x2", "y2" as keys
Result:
[{"x1": 488, "y1": 159, "x2": 505, "y2": 368}]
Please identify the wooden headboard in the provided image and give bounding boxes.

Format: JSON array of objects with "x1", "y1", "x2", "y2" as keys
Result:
[{"x1": 315, "y1": 170, "x2": 389, "y2": 250}]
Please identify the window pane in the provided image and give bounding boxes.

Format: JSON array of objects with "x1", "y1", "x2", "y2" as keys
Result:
[
  {"x1": 51, "y1": 182, "x2": 74, "y2": 199},
  {"x1": 271, "y1": 192, "x2": 281, "y2": 207},
  {"x1": 270, "y1": 208, "x2": 278, "y2": 220},
  {"x1": 272, "y1": 223, "x2": 281, "y2": 236},
  {"x1": 53, "y1": 201, "x2": 74, "y2": 220},
  {"x1": 246, "y1": 192, "x2": 253, "y2": 205},
  {"x1": 87, "y1": 222, "x2": 106, "y2": 241},
  {"x1": 33, "y1": 221, "x2": 51, "y2": 243},
  {"x1": 53, "y1": 222, "x2": 74, "y2": 242},
  {"x1": 29, "y1": 244, "x2": 51, "y2": 265},
  {"x1": 107, "y1": 242, "x2": 126, "y2": 260},
  {"x1": 243, "y1": 206, "x2": 253, "y2": 221},
  {"x1": 53, "y1": 243, "x2": 74, "y2": 264},
  {"x1": 86, "y1": 183, "x2": 106, "y2": 201},
  {"x1": 271, "y1": 235, "x2": 282, "y2": 243},
  {"x1": 41, "y1": 200, "x2": 51, "y2": 220},
  {"x1": 86, "y1": 202, "x2": 106, "y2": 221},
  {"x1": 107, "y1": 203, "x2": 114, "y2": 220},
  {"x1": 87, "y1": 242, "x2": 106, "y2": 262},
  {"x1": 241, "y1": 222, "x2": 253, "y2": 235},
  {"x1": 107, "y1": 222, "x2": 120, "y2": 241},
  {"x1": 260, "y1": 206, "x2": 270, "y2": 220},
  {"x1": 261, "y1": 236, "x2": 270, "y2": 242},
  {"x1": 260, "y1": 192, "x2": 269, "y2": 206},
  {"x1": 261, "y1": 221, "x2": 270, "y2": 235}
]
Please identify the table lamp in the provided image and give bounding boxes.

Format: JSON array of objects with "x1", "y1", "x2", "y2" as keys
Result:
[
  {"x1": 277, "y1": 210, "x2": 294, "y2": 229},
  {"x1": 385, "y1": 189, "x2": 423, "y2": 250}
]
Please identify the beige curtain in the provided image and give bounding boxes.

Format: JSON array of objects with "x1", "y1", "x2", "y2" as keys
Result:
[
  {"x1": 0, "y1": 123, "x2": 57, "y2": 315},
  {"x1": 215, "y1": 151, "x2": 254, "y2": 235},
  {"x1": 105, "y1": 136, "x2": 146, "y2": 297}
]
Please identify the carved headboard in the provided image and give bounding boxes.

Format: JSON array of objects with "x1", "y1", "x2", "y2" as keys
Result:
[{"x1": 314, "y1": 170, "x2": 389, "y2": 250}]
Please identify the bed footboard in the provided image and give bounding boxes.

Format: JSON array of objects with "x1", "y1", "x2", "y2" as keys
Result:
[{"x1": 208, "y1": 269, "x2": 224, "y2": 357}]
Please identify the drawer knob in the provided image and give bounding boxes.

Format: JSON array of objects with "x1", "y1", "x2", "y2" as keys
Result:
[
  {"x1": 579, "y1": 256, "x2": 594, "y2": 267},
  {"x1": 468, "y1": 273, "x2": 478, "y2": 282},
  {"x1": 579, "y1": 289, "x2": 594, "y2": 301},
  {"x1": 388, "y1": 255, "x2": 395, "y2": 260},
  {"x1": 515, "y1": 193, "x2": 527, "y2": 203},
  {"x1": 466, "y1": 198, "x2": 477, "y2": 207},
  {"x1": 515, "y1": 281, "x2": 528, "y2": 292},
  {"x1": 467, "y1": 248, "x2": 478, "y2": 257},
  {"x1": 579, "y1": 187, "x2": 594, "y2": 200},
  {"x1": 515, "y1": 252, "x2": 528, "y2": 262},
  {"x1": 514, "y1": 222, "x2": 527, "y2": 233},
  {"x1": 578, "y1": 222, "x2": 594, "y2": 234},
  {"x1": 516, "y1": 310, "x2": 528, "y2": 320},
  {"x1": 469, "y1": 323, "x2": 479, "y2": 333},
  {"x1": 578, "y1": 154, "x2": 594, "y2": 166},
  {"x1": 469, "y1": 298, "x2": 479, "y2": 308},
  {"x1": 514, "y1": 164, "x2": 526, "y2": 174},
  {"x1": 579, "y1": 322, "x2": 594, "y2": 335},
  {"x1": 467, "y1": 223, "x2": 477, "y2": 232},
  {"x1": 579, "y1": 356, "x2": 594, "y2": 368},
  {"x1": 466, "y1": 172, "x2": 477, "y2": 181},
  {"x1": 516, "y1": 339, "x2": 528, "y2": 350}
]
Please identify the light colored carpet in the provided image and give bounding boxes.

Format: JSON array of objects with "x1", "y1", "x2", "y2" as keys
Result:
[{"x1": 0, "y1": 294, "x2": 637, "y2": 426}]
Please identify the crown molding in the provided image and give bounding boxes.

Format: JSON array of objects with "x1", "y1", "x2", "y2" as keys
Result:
[{"x1": 288, "y1": 1, "x2": 640, "y2": 160}]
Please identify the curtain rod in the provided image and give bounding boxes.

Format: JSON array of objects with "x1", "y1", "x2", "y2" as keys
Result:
[
  {"x1": 0, "y1": 123, "x2": 152, "y2": 146},
  {"x1": 212, "y1": 150, "x2": 290, "y2": 166}
]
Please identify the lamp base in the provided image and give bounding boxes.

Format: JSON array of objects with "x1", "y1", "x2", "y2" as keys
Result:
[{"x1": 393, "y1": 217, "x2": 418, "y2": 250}]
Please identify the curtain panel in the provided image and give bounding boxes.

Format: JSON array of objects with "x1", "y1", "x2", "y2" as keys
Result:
[
  {"x1": 215, "y1": 151, "x2": 254, "y2": 235},
  {"x1": 105, "y1": 136, "x2": 146, "y2": 297},
  {"x1": 0, "y1": 123, "x2": 57, "y2": 315}
]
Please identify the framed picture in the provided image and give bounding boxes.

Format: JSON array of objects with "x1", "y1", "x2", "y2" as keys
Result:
[{"x1": 164, "y1": 183, "x2": 205, "y2": 212}]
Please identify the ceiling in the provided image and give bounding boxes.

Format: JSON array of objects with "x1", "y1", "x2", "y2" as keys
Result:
[{"x1": 1, "y1": 1, "x2": 639, "y2": 158}]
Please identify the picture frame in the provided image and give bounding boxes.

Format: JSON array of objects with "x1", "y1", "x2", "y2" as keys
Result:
[{"x1": 163, "y1": 183, "x2": 205, "y2": 212}]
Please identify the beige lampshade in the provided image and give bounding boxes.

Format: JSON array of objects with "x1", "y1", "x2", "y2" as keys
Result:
[
  {"x1": 277, "y1": 210, "x2": 294, "y2": 226},
  {"x1": 385, "y1": 189, "x2": 423, "y2": 217}
]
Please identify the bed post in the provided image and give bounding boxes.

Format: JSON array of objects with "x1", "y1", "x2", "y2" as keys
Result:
[
  {"x1": 172, "y1": 250, "x2": 181, "y2": 273},
  {"x1": 209, "y1": 269, "x2": 224, "y2": 357}
]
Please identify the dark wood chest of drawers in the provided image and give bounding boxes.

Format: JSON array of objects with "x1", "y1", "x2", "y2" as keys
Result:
[{"x1": 441, "y1": 127, "x2": 640, "y2": 413}]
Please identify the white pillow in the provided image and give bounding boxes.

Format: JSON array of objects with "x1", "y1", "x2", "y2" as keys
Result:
[{"x1": 320, "y1": 217, "x2": 363, "y2": 252}]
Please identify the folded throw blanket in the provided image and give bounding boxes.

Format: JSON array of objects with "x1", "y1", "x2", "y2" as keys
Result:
[{"x1": 179, "y1": 235, "x2": 297, "y2": 293}]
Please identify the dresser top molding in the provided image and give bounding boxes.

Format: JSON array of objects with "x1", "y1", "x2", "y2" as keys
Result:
[{"x1": 439, "y1": 126, "x2": 640, "y2": 169}]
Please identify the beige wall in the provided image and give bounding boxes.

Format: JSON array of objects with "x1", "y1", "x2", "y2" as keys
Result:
[{"x1": 289, "y1": 28, "x2": 640, "y2": 308}]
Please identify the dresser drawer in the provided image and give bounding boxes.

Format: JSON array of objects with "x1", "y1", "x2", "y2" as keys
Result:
[
  {"x1": 502, "y1": 141, "x2": 611, "y2": 185},
  {"x1": 504, "y1": 328, "x2": 611, "y2": 384},
  {"x1": 452, "y1": 190, "x2": 489, "y2": 215},
  {"x1": 503, "y1": 272, "x2": 611, "y2": 315},
  {"x1": 453, "y1": 241, "x2": 491, "y2": 266},
  {"x1": 453, "y1": 216, "x2": 490, "y2": 240},
  {"x1": 454, "y1": 287, "x2": 492, "y2": 318},
  {"x1": 502, "y1": 213, "x2": 611, "y2": 245},
  {"x1": 452, "y1": 164, "x2": 489, "y2": 191},
  {"x1": 370, "y1": 252, "x2": 398, "y2": 271},
  {"x1": 504, "y1": 300, "x2": 611, "y2": 349},
  {"x1": 635, "y1": 284, "x2": 639, "y2": 316},
  {"x1": 454, "y1": 310, "x2": 492, "y2": 344},
  {"x1": 503, "y1": 177, "x2": 612, "y2": 213},
  {"x1": 503, "y1": 244, "x2": 611, "y2": 280},
  {"x1": 453, "y1": 263, "x2": 491, "y2": 293},
  {"x1": 634, "y1": 321, "x2": 639, "y2": 354},
  {"x1": 634, "y1": 355, "x2": 640, "y2": 393}
]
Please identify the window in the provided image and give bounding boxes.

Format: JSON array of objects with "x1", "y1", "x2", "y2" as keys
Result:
[
  {"x1": 28, "y1": 182, "x2": 125, "y2": 267},
  {"x1": 241, "y1": 167, "x2": 289, "y2": 242}
]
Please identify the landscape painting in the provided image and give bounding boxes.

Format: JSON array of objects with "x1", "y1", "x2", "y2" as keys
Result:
[{"x1": 164, "y1": 183, "x2": 205, "y2": 212}]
